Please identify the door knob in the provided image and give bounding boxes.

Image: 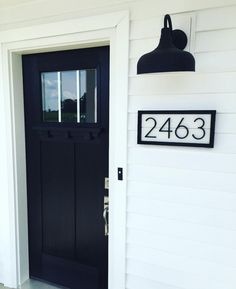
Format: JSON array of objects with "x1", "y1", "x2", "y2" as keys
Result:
[{"x1": 103, "y1": 196, "x2": 109, "y2": 236}]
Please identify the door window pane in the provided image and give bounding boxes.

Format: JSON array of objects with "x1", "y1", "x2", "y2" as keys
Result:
[
  {"x1": 61, "y1": 71, "x2": 77, "y2": 122},
  {"x1": 42, "y1": 72, "x2": 59, "y2": 122},
  {"x1": 79, "y1": 69, "x2": 97, "y2": 123},
  {"x1": 41, "y1": 69, "x2": 97, "y2": 123}
]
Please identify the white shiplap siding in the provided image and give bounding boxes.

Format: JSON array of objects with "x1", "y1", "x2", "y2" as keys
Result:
[{"x1": 126, "y1": 5, "x2": 236, "y2": 289}]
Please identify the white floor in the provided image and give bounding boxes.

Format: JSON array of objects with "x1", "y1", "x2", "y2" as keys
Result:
[{"x1": 0, "y1": 279, "x2": 65, "y2": 289}]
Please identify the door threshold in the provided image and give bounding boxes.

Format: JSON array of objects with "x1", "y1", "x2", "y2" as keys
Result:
[{"x1": 20, "y1": 279, "x2": 69, "y2": 289}]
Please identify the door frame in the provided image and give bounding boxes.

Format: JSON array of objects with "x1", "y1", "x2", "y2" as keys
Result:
[{"x1": 0, "y1": 11, "x2": 129, "y2": 289}]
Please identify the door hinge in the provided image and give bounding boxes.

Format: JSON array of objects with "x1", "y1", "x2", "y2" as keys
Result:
[{"x1": 104, "y1": 177, "x2": 109, "y2": 190}]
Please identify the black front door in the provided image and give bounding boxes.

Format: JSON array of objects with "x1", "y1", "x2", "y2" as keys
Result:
[{"x1": 22, "y1": 46, "x2": 109, "y2": 289}]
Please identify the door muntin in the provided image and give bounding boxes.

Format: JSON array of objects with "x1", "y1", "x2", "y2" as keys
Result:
[{"x1": 41, "y1": 68, "x2": 98, "y2": 124}]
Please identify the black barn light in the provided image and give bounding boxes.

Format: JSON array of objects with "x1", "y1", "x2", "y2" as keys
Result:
[{"x1": 137, "y1": 14, "x2": 195, "y2": 74}]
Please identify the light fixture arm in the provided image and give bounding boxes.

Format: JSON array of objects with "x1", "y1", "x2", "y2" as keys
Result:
[
  {"x1": 164, "y1": 14, "x2": 173, "y2": 31},
  {"x1": 163, "y1": 14, "x2": 187, "y2": 50}
]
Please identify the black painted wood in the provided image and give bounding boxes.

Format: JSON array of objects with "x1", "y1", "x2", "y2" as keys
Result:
[{"x1": 22, "y1": 46, "x2": 109, "y2": 289}]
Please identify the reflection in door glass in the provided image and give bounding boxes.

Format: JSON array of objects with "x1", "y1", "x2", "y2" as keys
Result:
[
  {"x1": 41, "y1": 69, "x2": 97, "y2": 123},
  {"x1": 79, "y1": 69, "x2": 97, "y2": 123},
  {"x1": 61, "y1": 71, "x2": 77, "y2": 122},
  {"x1": 41, "y1": 72, "x2": 59, "y2": 122}
]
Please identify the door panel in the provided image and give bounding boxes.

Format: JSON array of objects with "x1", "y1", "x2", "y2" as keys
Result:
[
  {"x1": 42, "y1": 141, "x2": 75, "y2": 259},
  {"x1": 22, "y1": 46, "x2": 109, "y2": 289}
]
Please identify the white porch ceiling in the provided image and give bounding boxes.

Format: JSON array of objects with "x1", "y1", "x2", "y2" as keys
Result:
[
  {"x1": 0, "y1": 0, "x2": 33, "y2": 8},
  {"x1": 0, "y1": 0, "x2": 137, "y2": 9}
]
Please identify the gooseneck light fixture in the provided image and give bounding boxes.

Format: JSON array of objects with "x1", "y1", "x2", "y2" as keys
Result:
[{"x1": 137, "y1": 14, "x2": 195, "y2": 74}]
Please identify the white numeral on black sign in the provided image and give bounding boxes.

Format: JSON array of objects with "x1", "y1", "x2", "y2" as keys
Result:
[{"x1": 138, "y1": 111, "x2": 216, "y2": 148}]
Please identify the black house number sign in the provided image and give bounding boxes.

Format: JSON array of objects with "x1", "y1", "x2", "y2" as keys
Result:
[{"x1": 137, "y1": 110, "x2": 216, "y2": 148}]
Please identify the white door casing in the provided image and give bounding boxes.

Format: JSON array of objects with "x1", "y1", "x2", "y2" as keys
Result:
[{"x1": 0, "y1": 11, "x2": 129, "y2": 289}]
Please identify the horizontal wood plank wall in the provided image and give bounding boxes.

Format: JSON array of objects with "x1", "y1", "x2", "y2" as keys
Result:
[{"x1": 127, "y1": 4, "x2": 236, "y2": 289}]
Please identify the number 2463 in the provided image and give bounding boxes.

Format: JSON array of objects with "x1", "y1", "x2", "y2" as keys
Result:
[{"x1": 145, "y1": 117, "x2": 206, "y2": 140}]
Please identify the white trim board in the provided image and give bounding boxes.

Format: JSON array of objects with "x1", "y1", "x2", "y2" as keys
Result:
[{"x1": 0, "y1": 11, "x2": 129, "y2": 289}]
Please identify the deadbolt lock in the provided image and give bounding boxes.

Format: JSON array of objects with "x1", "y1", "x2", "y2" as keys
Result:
[{"x1": 104, "y1": 177, "x2": 109, "y2": 190}]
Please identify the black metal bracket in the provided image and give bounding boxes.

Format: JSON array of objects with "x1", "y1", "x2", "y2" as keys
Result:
[{"x1": 172, "y1": 29, "x2": 188, "y2": 50}]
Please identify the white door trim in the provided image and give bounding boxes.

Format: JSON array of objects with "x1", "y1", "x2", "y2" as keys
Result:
[{"x1": 0, "y1": 11, "x2": 129, "y2": 289}]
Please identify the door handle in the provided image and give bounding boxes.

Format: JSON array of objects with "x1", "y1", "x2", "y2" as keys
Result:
[{"x1": 103, "y1": 196, "x2": 109, "y2": 236}]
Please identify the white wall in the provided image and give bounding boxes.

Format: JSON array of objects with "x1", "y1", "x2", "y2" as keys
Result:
[
  {"x1": 0, "y1": 1, "x2": 236, "y2": 289},
  {"x1": 127, "y1": 4, "x2": 236, "y2": 289}
]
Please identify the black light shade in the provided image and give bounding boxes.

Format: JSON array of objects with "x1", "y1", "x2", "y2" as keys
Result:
[{"x1": 137, "y1": 14, "x2": 195, "y2": 74}]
